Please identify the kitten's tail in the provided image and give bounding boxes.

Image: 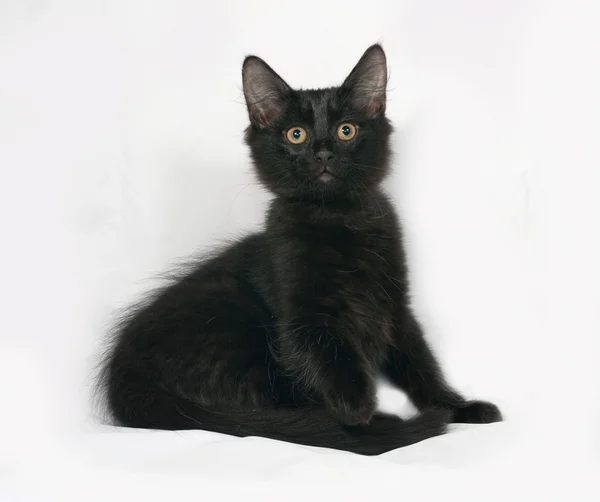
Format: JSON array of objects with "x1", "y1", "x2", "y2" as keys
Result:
[{"x1": 106, "y1": 388, "x2": 450, "y2": 455}]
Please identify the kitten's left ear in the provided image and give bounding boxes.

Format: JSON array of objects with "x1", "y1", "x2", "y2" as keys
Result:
[
  {"x1": 342, "y1": 44, "x2": 387, "y2": 117},
  {"x1": 243, "y1": 56, "x2": 291, "y2": 128}
]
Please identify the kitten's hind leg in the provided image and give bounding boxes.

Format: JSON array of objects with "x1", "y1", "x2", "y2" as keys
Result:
[{"x1": 383, "y1": 311, "x2": 502, "y2": 424}]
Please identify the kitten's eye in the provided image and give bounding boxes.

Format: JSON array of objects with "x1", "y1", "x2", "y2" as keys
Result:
[
  {"x1": 286, "y1": 127, "x2": 307, "y2": 144},
  {"x1": 337, "y1": 123, "x2": 357, "y2": 141}
]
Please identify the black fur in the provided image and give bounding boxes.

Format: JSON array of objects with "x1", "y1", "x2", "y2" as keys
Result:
[{"x1": 98, "y1": 44, "x2": 501, "y2": 455}]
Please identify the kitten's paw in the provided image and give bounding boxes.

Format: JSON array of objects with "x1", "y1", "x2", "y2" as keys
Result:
[
  {"x1": 452, "y1": 400, "x2": 502, "y2": 424},
  {"x1": 325, "y1": 380, "x2": 376, "y2": 426},
  {"x1": 331, "y1": 396, "x2": 376, "y2": 426}
]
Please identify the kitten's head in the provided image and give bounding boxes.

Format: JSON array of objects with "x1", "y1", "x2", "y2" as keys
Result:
[{"x1": 242, "y1": 45, "x2": 392, "y2": 200}]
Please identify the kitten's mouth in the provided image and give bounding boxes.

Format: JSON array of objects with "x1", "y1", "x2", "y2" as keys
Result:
[{"x1": 315, "y1": 169, "x2": 336, "y2": 183}]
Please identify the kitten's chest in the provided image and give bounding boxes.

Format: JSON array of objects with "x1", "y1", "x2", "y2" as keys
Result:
[
  {"x1": 283, "y1": 217, "x2": 406, "y2": 303},
  {"x1": 325, "y1": 226, "x2": 399, "y2": 283}
]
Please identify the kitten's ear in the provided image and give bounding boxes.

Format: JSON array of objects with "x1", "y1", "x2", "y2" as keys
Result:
[
  {"x1": 342, "y1": 44, "x2": 387, "y2": 117},
  {"x1": 242, "y1": 56, "x2": 291, "y2": 128}
]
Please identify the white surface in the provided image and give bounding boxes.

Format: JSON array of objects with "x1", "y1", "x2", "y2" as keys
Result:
[
  {"x1": 1, "y1": 0, "x2": 599, "y2": 500},
  {"x1": 2, "y1": 418, "x2": 598, "y2": 501}
]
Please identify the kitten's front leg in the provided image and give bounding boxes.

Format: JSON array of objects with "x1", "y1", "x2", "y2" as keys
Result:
[
  {"x1": 384, "y1": 311, "x2": 502, "y2": 424},
  {"x1": 279, "y1": 324, "x2": 377, "y2": 425},
  {"x1": 273, "y1": 237, "x2": 376, "y2": 425}
]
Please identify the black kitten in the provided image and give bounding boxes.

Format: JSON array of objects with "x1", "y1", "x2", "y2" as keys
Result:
[{"x1": 99, "y1": 45, "x2": 501, "y2": 455}]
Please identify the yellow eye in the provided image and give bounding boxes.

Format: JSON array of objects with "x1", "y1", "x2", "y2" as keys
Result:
[
  {"x1": 337, "y1": 123, "x2": 357, "y2": 141},
  {"x1": 286, "y1": 127, "x2": 307, "y2": 144}
]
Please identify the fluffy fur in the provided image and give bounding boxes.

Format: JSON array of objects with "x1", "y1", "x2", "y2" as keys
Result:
[{"x1": 98, "y1": 44, "x2": 501, "y2": 455}]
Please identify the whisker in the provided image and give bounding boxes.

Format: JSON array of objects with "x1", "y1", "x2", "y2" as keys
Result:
[{"x1": 348, "y1": 162, "x2": 387, "y2": 171}]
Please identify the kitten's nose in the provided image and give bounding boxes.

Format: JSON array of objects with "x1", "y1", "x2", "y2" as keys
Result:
[{"x1": 314, "y1": 150, "x2": 335, "y2": 167}]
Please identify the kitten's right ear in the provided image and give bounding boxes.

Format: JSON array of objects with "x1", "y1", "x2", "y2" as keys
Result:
[{"x1": 242, "y1": 56, "x2": 291, "y2": 128}]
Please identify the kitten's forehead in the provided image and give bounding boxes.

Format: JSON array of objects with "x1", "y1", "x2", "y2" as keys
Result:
[{"x1": 297, "y1": 88, "x2": 342, "y2": 137}]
